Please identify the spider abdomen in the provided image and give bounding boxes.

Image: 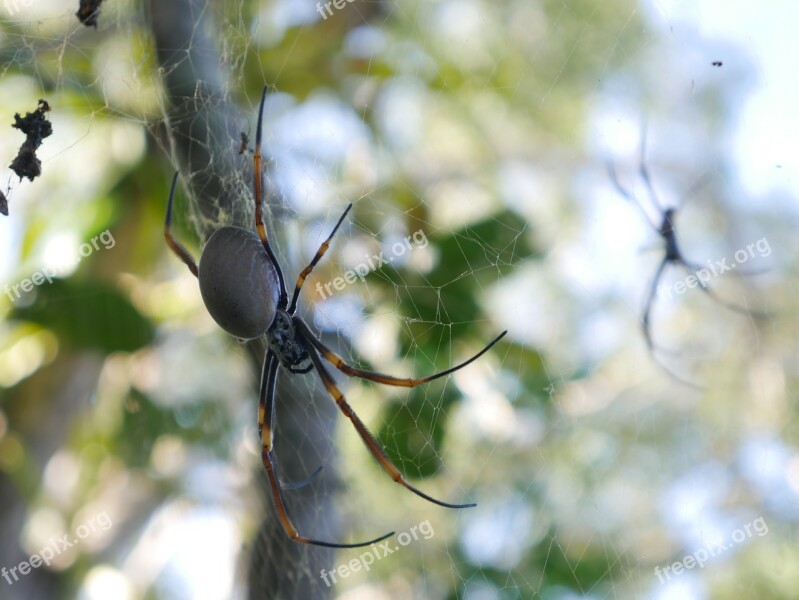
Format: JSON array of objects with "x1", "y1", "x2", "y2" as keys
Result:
[{"x1": 198, "y1": 226, "x2": 279, "y2": 339}]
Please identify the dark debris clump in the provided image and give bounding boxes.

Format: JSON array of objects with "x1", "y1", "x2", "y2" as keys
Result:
[
  {"x1": 76, "y1": 0, "x2": 105, "y2": 28},
  {"x1": 10, "y1": 99, "x2": 52, "y2": 183}
]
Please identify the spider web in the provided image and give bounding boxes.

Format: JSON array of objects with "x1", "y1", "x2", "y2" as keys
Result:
[{"x1": 0, "y1": 1, "x2": 797, "y2": 600}]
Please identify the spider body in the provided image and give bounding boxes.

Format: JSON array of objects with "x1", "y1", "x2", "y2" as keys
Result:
[
  {"x1": 609, "y1": 140, "x2": 765, "y2": 386},
  {"x1": 659, "y1": 209, "x2": 681, "y2": 261},
  {"x1": 197, "y1": 226, "x2": 280, "y2": 339},
  {"x1": 266, "y1": 310, "x2": 310, "y2": 371},
  {"x1": 164, "y1": 85, "x2": 507, "y2": 548}
]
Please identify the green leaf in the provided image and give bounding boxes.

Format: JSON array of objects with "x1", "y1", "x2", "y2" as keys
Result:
[
  {"x1": 11, "y1": 278, "x2": 154, "y2": 353},
  {"x1": 376, "y1": 385, "x2": 459, "y2": 479},
  {"x1": 380, "y1": 210, "x2": 534, "y2": 327},
  {"x1": 118, "y1": 390, "x2": 231, "y2": 468}
]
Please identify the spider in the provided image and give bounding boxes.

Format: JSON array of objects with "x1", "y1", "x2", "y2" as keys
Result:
[
  {"x1": 608, "y1": 138, "x2": 764, "y2": 385},
  {"x1": 164, "y1": 85, "x2": 507, "y2": 548},
  {"x1": 238, "y1": 131, "x2": 249, "y2": 155}
]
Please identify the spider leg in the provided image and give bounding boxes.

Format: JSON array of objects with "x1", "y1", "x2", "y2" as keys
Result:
[
  {"x1": 648, "y1": 349, "x2": 704, "y2": 389},
  {"x1": 257, "y1": 350, "x2": 275, "y2": 436},
  {"x1": 607, "y1": 162, "x2": 660, "y2": 231},
  {"x1": 296, "y1": 318, "x2": 506, "y2": 388},
  {"x1": 288, "y1": 203, "x2": 353, "y2": 314},
  {"x1": 679, "y1": 260, "x2": 768, "y2": 318},
  {"x1": 259, "y1": 350, "x2": 394, "y2": 548},
  {"x1": 253, "y1": 84, "x2": 288, "y2": 307},
  {"x1": 257, "y1": 352, "x2": 322, "y2": 490},
  {"x1": 638, "y1": 152, "x2": 666, "y2": 215},
  {"x1": 641, "y1": 257, "x2": 669, "y2": 352},
  {"x1": 163, "y1": 172, "x2": 198, "y2": 277},
  {"x1": 303, "y1": 336, "x2": 477, "y2": 509},
  {"x1": 282, "y1": 465, "x2": 324, "y2": 491},
  {"x1": 637, "y1": 125, "x2": 680, "y2": 216},
  {"x1": 639, "y1": 258, "x2": 703, "y2": 388},
  {"x1": 730, "y1": 264, "x2": 771, "y2": 277}
]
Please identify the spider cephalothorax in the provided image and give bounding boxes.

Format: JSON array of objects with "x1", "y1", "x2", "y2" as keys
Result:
[
  {"x1": 267, "y1": 310, "x2": 309, "y2": 371},
  {"x1": 165, "y1": 85, "x2": 506, "y2": 548}
]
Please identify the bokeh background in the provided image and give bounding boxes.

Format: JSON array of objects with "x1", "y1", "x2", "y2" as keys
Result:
[{"x1": 0, "y1": 1, "x2": 797, "y2": 599}]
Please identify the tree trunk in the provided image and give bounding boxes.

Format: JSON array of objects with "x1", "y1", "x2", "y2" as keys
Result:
[{"x1": 147, "y1": 1, "x2": 339, "y2": 597}]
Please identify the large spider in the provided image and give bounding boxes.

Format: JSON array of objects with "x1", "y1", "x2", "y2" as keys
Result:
[
  {"x1": 164, "y1": 85, "x2": 507, "y2": 548},
  {"x1": 608, "y1": 139, "x2": 764, "y2": 385}
]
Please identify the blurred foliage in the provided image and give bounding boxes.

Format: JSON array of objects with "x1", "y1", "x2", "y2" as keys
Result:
[
  {"x1": 11, "y1": 278, "x2": 154, "y2": 353},
  {"x1": 118, "y1": 389, "x2": 232, "y2": 469},
  {"x1": 378, "y1": 384, "x2": 460, "y2": 479}
]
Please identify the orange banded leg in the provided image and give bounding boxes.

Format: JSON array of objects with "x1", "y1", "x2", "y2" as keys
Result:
[
  {"x1": 258, "y1": 352, "x2": 324, "y2": 491},
  {"x1": 252, "y1": 84, "x2": 287, "y2": 305},
  {"x1": 164, "y1": 172, "x2": 199, "y2": 277},
  {"x1": 288, "y1": 203, "x2": 353, "y2": 314},
  {"x1": 259, "y1": 351, "x2": 393, "y2": 548},
  {"x1": 257, "y1": 351, "x2": 275, "y2": 436},
  {"x1": 296, "y1": 319, "x2": 506, "y2": 388},
  {"x1": 303, "y1": 338, "x2": 476, "y2": 509}
]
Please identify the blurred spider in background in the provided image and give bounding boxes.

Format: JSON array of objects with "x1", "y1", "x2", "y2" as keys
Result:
[
  {"x1": 165, "y1": 85, "x2": 507, "y2": 548},
  {"x1": 609, "y1": 134, "x2": 766, "y2": 385}
]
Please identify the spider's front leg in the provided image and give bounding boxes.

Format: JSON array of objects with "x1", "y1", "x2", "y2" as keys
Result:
[{"x1": 294, "y1": 318, "x2": 506, "y2": 388}]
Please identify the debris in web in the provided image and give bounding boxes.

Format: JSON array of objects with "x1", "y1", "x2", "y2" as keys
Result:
[
  {"x1": 0, "y1": 190, "x2": 7, "y2": 216},
  {"x1": 76, "y1": 0, "x2": 104, "y2": 28},
  {"x1": 10, "y1": 99, "x2": 52, "y2": 184}
]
